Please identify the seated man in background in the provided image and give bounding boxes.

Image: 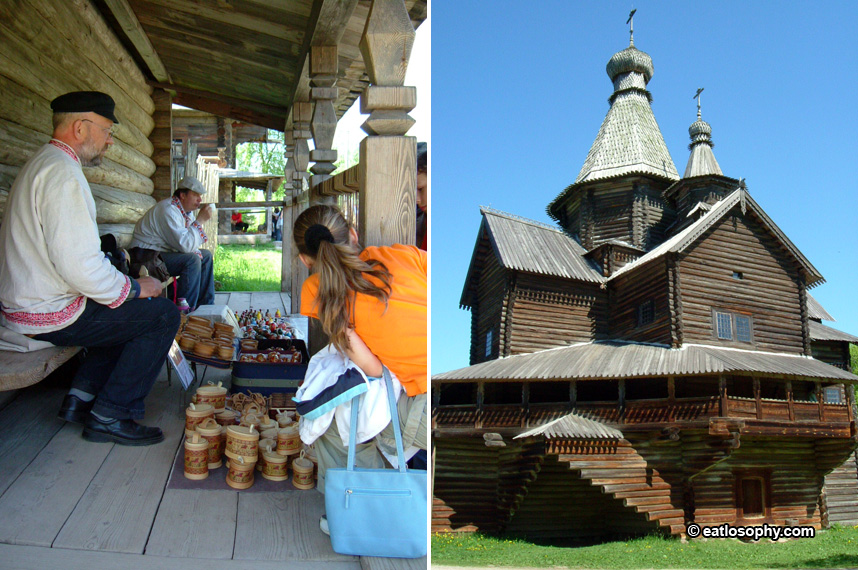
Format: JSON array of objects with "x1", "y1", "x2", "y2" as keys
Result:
[
  {"x1": 130, "y1": 176, "x2": 215, "y2": 310},
  {"x1": 0, "y1": 91, "x2": 178, "y2": 446}
]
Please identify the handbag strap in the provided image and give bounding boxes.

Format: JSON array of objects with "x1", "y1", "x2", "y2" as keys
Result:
[{"x1": 346, "y1": 366, "x2": 407, "y2": 473}]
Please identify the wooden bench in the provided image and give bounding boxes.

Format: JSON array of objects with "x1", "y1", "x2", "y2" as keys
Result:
[{"x1": 0, "y1": 346, "x2": 81, "y2": 392}]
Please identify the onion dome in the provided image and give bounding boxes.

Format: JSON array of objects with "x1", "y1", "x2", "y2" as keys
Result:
[
  {"x1": 683, "y1": 100, "x2": 722, "y2": 178},
  {"x1": 606, "y1": 46, "x2": 654, "y2": 84}
]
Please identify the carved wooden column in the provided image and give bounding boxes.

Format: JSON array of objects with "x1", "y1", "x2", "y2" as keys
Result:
[
  {"x1": 281, "y1": 133, "x2": 295, "y2": 296},
  {"x1": 291, "y1": 103, "x2": 312, "y2": 317},
  {"x1": 309, "y1": 45, "x2": 338, "y2": 204},
  {"x1": 357, "y1": 0, "x2": 417, "y2": 247},
  {"x1": 150, "y1": 88, "x2": 172, "y2": 201}
]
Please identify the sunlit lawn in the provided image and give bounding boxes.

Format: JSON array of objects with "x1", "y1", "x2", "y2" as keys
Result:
[
  {"x1": 214, "y1": 242, "x2": 282, "y2": 291},
  {"x1": 432, "y1": 525, "x2": 858, "y2": 569}
]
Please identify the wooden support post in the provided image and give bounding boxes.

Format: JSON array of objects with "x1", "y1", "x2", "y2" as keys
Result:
[
  {"x1": 281, "y1": 133, "x2": 295, "y2": 297},
  {"x1": 290, "y1": 103, "x2": 312, "y2": 316},
  {"x1": 522, "y1": 382, "x2": 529, "y2": 428},
  {"x1": 149, "y1": 88, "x2": 172, "y2": 201},
  {"x1": 570, "y1": 381, "x2": 577, "y2": 408},
  {"x1": 476, "y1": 382, "x2": 485, "y2": 429},
  {"x1": 817, "y1": 382, "x2": 825, "y2": 422},
  {"x1": 786, "y1": 381, "x2": 795, "y2": 421},
  {"x1": 618, "y1": 379, "x2": 626, "y2": 424},
  {"x1": 847, "y1": 386, "x2": 855, "y2": 423},
  {"x1": 309, "y1": 45, "x2": 338, "y2": 200},
  {"x1": 357, "y1": 0, "x2": 418, "y2": 247},
  {"x1": 667, "y1": 376, "x2": 675, "y2": 421},
  {"x1": 754, "y1": 377, "x2": 762, "y2": 420},
  {"x1": 719, "y1": 375, "x2": 728, "y2": 417}
]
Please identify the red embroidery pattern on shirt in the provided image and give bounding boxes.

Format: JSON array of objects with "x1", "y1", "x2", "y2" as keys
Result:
[
  {"x1": 49, "y1": 139, "x2": 80, "y2": 165},
  {"x1": 108, "y1": 275, "x2": 132, "y2": 308},
  {"x1": 2, "y1": 296, "x2": 85, "y2": 327}
]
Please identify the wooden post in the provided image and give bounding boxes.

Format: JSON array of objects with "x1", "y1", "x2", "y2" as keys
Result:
[
  {"x1": 754, "y1": 377, "x2": 762, "y2": 420},
  {"x1": 846, "y1": 386, "x2": 855, "y2": 423},
  {"x1": 309, "y1": 45, "x2": 338, "y2": 201},
  {"x1": 817, "y1": 382, "x2": 825, "y2": 422},
  {"x1": 570, "y1": 381, "x2": 577, "y2": 408},
  {"x1": 667, "y1": 376, "x2": 675, "y2": 422},
  {"x1": 290, "y1": 103, "x2": 312, "y2": 317},
  {"x1": 522, "y1": 382, "x2": 529, "y2": 428},
  {"x1": 618, "y1": 380, "x2": 626, "y2": 424},
  {"x1": 719, "y1": 375, "x2": 728, "y2": 417},
  {"x1": 281, "y1": 133, "x2": 295, "y2": 296},
  {"x1": 150, "y1": 88, "x2": 172, "y2": 201},
  {"x1": 476, "y1": 382, "x2": 485, "y2": 429},
  {"x1": 786, "y1": 381, "x2": 795, "y2": 421},
  {"x1": 357, "y1": 0, "x2": 418, "y2": 247}
]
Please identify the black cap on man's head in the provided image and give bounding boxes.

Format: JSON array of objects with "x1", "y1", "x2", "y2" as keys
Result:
[{"x1": 50, "y1": 91, "x2": 119, "y2": 124}]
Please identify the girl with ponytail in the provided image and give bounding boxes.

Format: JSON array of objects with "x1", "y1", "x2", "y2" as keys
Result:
[{"x1": 294, "y1": 205, "x2": 427, "y2": 498}]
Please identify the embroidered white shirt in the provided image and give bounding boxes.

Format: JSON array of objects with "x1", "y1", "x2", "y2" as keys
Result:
[{"x1": 0, "y1": 141, "x2": 131, "y2": 334}]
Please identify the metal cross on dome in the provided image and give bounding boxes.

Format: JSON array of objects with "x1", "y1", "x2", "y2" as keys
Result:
[
  {"x1": 694, "y1": 87, "x2": 704, "y2": 119},
  {"x1": 627, "y1": 9, "x2": 636, "y2": 46}
]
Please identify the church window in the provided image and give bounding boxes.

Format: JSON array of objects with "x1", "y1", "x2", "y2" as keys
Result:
[
  {"x1": 735, "y1": 315, "x2": 752, "y2": 342},
  {"x1": 637, "y1": 299, "x2": 655, "y2": 327},
  {"x1": 716, "y1": 311, "x2": 732, "y2": 339},
  {"x1": 485, "y1": 329, "x2": 493, "y2": 357},
  {"x1": 714, "y1": 310, "x2": 754, "y2": 343},
  {"x1": 732, "y1": 271, "x2": 744, "y2": 280}
]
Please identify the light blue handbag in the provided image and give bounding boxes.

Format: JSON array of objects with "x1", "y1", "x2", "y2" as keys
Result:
[{"x1": 324, "y1": 367, "x2": 427, "y2": 558}]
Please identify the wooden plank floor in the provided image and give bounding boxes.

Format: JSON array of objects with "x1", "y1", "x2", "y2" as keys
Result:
[{"x1": 0, "y1": 292, "x2": 425, "y2": 569}]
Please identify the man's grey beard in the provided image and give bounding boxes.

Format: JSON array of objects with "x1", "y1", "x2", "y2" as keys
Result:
[{"x1": 79, "y1": 139, "x2": 108, "y2": 167}]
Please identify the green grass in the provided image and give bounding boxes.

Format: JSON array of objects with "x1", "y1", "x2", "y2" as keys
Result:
[
  {"x1": 213, "y1": 242, "x2": 282, "y2": 291},
  {"x1": 431, "y1": 525, "x2": 858, "y2": 569}
]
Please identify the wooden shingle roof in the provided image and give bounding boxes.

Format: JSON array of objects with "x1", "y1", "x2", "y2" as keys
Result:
[
  {"x1": 514, "y1": 412, "x2": 623, "y2": 440},
  {"x1": 460, "y1": 208, "x2": 604, "y2": 307},
  {"x1": 433, "y1": 340, "x2": 858, "y2": 384},
  {"x1": 809, "y1": 320, "x2": 858, "y2": 343},
  {"x1": 609, "y1": 189, "x2": 825, "y2": 287},
  {"x1": 807, "y1": 294, "x2": 836, "y2": 322}
]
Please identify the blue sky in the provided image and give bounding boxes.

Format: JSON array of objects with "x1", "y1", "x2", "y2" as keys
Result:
[{"x1": 430, "y1": 1, "x2": 858, "y2": 374}]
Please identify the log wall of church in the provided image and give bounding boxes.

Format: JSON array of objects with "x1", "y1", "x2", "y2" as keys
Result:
[
  {"x1": 0, "y1": 0, "x2": 156, "y2": 247},
  {"x1": 507, "y1": 274, "x2": 608, "y2": 355},
  {"x1": 609, "y1": 258, "x2": 672, "y2": 344},
  {"x1": 679, "y1": 209, "x2": 805, "y2": 354},
  {"x1": 469, "y1": 242, "x2": 509, "y2": 365}
]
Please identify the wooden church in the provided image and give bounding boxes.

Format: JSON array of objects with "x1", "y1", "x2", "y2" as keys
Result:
[{"x1": 431, "y1": 23, "x2": 858, "y2": 540}]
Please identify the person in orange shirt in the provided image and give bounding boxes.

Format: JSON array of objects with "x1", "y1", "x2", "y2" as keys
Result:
[{"x1": 294, "y1": 205, "x2": 427, "y2": 528}]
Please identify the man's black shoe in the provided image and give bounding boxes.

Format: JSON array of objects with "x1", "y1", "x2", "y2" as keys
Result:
[
  {"x1": 58, "y1": 394, "x2": 94, "y2": 425},
  {"x1": 82, "y1": 415, "x2": 164, "y2": 446}
]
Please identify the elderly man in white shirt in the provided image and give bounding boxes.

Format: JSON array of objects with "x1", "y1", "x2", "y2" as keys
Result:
[
  {"x1": 0, "y1": 91, "x2": 179, "y2": 446},
  {"x1": 130, "y1": 176, "x2": 215, "y2": 310}
]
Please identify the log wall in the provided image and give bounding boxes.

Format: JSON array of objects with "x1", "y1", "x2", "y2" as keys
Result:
[
  {"x1": 823, "y1": 451, "x2": 858, "y2": 526},
  {"x1": 507, "y1": 274, "x2": 608, "y2": 355},
  {"x1": 679, "y1": 208, "x2": 804, "y2": 354},
  {"x1": 468, "y1": 234, "x2": 510, "y2": 365},
  {"x1": 812, "y1": 340, "x2": 852, "y2": 371},
  {"x1": 0, "y1": 0, "x2": 156, "y2": 247},
  {"x1": 609, "y1": 258, "x2": 672, "y2": 344}
]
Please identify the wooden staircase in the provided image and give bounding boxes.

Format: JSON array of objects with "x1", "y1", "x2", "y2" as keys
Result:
[{"x1": 558, "y1": 442, "x2": 686, "y2": 535}]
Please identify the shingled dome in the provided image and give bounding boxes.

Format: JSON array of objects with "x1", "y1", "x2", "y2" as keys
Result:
[{"x1": 606, "y1": 46, "x2": 654, "y2": 83}]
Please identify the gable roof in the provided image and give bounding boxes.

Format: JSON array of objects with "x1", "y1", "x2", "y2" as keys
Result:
[
  {"x1": 807, "y1": 294, "x2": 836, "y2": 322},
  {"x1": 608, "y1": 189, "x2": 824, "y2": 287},
  {"x1": 514, "y1": 412, "x2": 623, "y2": 440},
  {"x1": 433, "y1": 340, "x2": 858, "y2": 384},
  {"x1": 809, "y1": 320, "x2": 858, "y2": 343},
  {"x1": 460, "y1": 208, "x2": 605, "y2": 307}
]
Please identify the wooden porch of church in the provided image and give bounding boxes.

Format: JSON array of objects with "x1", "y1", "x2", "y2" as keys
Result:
[{"x1": 0, "y1": 291, "x2": 422, "y2": 570}]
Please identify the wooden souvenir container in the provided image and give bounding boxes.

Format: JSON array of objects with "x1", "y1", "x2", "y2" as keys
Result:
[
  {"x1": 260, "y1": 449, "x2": 289, "y2": 481},
  {"x1": 179, "y1": 335, "x2": 196, "y2": 352},
  {"x1": 214, "y1": 408, "x2": 238, "y2": 426},
  {"x1": 291, "y1": 450, "x2": 314, "y2": 490},
  {"x1": 257, "y1": 414, "x2": 277, "y2": 433},
  {"x1": 226, "y1": 457, "x2": 255, "y2": 490},
  {"x1": 196, "y1": 417, "x2": 224, "y2": 469},
  {"x1": 240, "y1": 412, "x2": 262, "y2": 428},
  {"x1": 260, "y1": 428, "x2": 279, "y2": 441},
  {"x1": 276, "y1": 411, "x2": 294, "y2": 428},
  {"x1": 225, "y1": 424, "x2": 259, "y2": 463},
  {"x1": 303, "y1": 444, "x2": 318, "y2": 480},
  {"x1": 214, "y1": 321, "x2": 233, "y2": 336},
  {"x1": 257, "y1": 439, "x2": 276, "y2": 471},
  {"x1": 276, "y1": 424, "x2": 301, "y2": 456},
  {"x1": 184, "y1": 433, "x2": 209, "y2": 480},
  {"x1": 185, "y1": 403, "x2": 215, "y2": 437},
  {"x1": 217, "y1": 344, "x2": 234, "y2": 360},
  {"x1": 194, "y1": 341, "x2": 216, "y2": 357},
  {"x1": 196, "y1": 381, "x2": 227, "y2": 410}
]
